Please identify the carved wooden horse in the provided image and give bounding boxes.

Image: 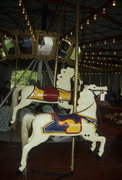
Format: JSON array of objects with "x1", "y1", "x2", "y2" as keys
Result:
[
  {"x1": 19, "y1": 84, "x2": 107, "y2": 171},
  {"x1": 10, "y1": 67, "x2": 83, "y2": 124}
]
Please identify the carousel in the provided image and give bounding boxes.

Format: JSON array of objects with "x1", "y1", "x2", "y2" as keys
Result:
[{"x1": 0, "y1": 0, "x2": 122, "y2": 180}]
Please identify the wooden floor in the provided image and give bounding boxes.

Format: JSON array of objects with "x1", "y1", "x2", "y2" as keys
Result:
[{"x1": 0, "y1": 136, "x2": 122, "y2": 180}]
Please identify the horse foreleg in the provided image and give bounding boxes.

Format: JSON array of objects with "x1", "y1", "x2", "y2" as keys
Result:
[
  {"x1": 90, "y1": 141, "x2": 96, "y2": 152},
  {"x1": 96, "y1": 136, "x2": 106, "y2": 157},
  {"x1": 19, "y1": 134, "x2": 49, "y2": 172},
  {"x1": 82, "y1": 133, "x2": 106, "y2": 157},
  {"x1": 90, "y1": 133, "x2": 98, "y2": 152}
]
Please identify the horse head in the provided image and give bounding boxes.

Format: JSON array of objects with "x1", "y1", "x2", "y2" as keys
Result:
[{"x1": 84, "y1": 84, "x2": 108, "y2": 96}]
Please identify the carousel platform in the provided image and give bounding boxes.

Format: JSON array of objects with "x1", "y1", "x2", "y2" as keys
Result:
[
  {"x1": 0, "y1": 136, "x2": 122, "y2": 180},
  {"x1": 0, "y1": 104, "x2": 122, "y2": 179}
]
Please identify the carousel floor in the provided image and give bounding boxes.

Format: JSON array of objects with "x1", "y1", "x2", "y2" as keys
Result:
[{"x1": 0, "y1": 136, "x2": 122, "y2": 180}]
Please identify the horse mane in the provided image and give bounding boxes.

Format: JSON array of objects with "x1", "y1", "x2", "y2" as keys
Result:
[
  {"x1": 56, "y1": 67, "x2": 74, "y2": 91},
  {"x1": 77, "y1": 88, "x2": 95, "y2": 112}
]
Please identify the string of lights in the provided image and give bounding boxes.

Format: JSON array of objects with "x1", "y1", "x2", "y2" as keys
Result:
[{"x1": 19, "y1": 0, "x2": 36, "y2": 41}]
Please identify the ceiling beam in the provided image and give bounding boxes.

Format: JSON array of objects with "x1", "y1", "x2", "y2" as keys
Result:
[
  {"x1": 0, "y1": 7, "x2": 24, "y2": 31},
  {"x1": 36, "y1": 0, "x2": 95, "y2": 11},
  {"x1": 64, "y1": 0, "x2": 114, "y2": 36},
  {"x1": 80, "y1": 35, "x2": 122, "y2": 45},
  {"x1": 102, "y1": 14, "x2": 122, "y2": 28},
  {"x1": 83, "y1": 49, "x2": 122, "y2": 53}
]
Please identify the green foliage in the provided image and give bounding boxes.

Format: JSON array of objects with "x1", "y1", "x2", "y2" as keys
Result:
[{"x1": 11, "y1": 70, "x2": 37, "y2": 87}]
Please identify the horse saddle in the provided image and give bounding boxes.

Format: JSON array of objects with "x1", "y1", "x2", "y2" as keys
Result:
[{"x1": 28, "y1": 86, "x2": 71, "y2": 102}]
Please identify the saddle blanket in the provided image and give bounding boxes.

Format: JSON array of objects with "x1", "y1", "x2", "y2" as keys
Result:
[
  {"x1": 28, "y1": 86, "x2": 71, "y2": 102},
  {"x1": 42, "y1": 114, "x2": 97, "y2": 135}
]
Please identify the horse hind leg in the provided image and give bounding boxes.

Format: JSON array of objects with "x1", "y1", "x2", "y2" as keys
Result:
[
  {"x1": 21, "y1": 114, "x2": 35, "y2": 147},
  {"x1": 19, "y1": 133, "x2": 49, "y2": 172},
  {"x1": 11, "y1": 99, "x2": 31, "y2": 124}
]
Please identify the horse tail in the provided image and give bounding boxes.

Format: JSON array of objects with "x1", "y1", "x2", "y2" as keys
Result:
[{"x1": 21, "y1": 114, "x2": 35, "y2": 147}]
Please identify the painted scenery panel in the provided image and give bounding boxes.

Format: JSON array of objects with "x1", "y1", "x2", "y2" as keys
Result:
[
  {"x1": 18, "y1": 35, "x2": 32, "y2": 54},
  {"x1": 4, "y1": 37, "x2": 15, "y2": 55},
  {"x1": 58, "y1": 40, "x2": 71, "y2": 59},
  {"x1": 0, "y1": 46, "x2": 6, "y2": 59}
]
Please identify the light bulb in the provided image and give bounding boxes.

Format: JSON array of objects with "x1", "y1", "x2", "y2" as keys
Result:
[
  {"x1": 87, "y1": 19, "x2": 89, "y2": 25},
  {"x1": 19, "y1": 0, "x2": 22, "y2": 6},
  {"x1": 112, "y1": 0, "x2": 116, "y2": 6},
  {"x1": 94, "y1": 14, "x2": 97, "y2": 20},
  {"x1": 102, "y1": 8, "x2": 106, "y2": 14}
]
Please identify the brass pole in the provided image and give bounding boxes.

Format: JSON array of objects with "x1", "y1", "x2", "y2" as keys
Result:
[
  {"x1": 53, "y1": 3, "x2": 64, "y2": 87},
  {"x1": 71, "y1": 0, "x2": 80, "y2": 172}
]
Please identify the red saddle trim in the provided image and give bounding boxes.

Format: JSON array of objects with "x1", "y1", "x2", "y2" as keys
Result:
[{"x1": 43, "y1": 87, "x2": 59, "y2": 101}]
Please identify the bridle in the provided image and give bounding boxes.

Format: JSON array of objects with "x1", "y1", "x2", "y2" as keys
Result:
[
  {"x1": 88, "y1": 88, "x2": 107, "y2": 97},
  {"x1": 77, "y1": 88, "x2": 106, "y2": 114}
]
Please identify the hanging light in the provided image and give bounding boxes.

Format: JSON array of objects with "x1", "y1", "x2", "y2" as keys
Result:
[
  {"x1": 87, "y1": 19, "x2": 90, "y2": 25},
  {"x1": 70, "y1": 31, "x2": 73, "y2": 35},
  {"x1": 93, "y1": 14, "x2": 97, "y2": 20},
  {"x1": 29, "y1": 26, "x2": 32, "y2": 30},
  {"x1": 24, "y1": 14, "x2": 28, "y2": 20},
  {"x1": 102, "y1": 8, "x2": 106, "y2": 14},
  {"x1": 80, "y1": 25, "x2": 83, "y2": 29},
  {"x1": 83, "y1": 44, "x2": 85, "y2": 48},
  {"x1": 27, "y1": 20, "x2": 30, "y2": 25},
  {"x1": 112, "y1": 0, "x2": 116, "y2": 6},
  {"x1": 104, "y1": 40, "x2": 106, "y2": 44},
  {"x1": 113, "y1": 38, "x2": 116, "y2": 43},
  {"x1": 30, "y1": 30, "x2": 33, "y2": 34},
  {"x1": 19, "y1": 0, "x2": 22, "y2": 6},
  {"x1": 22, "y1": 7, "x2": 25, "y2": 14}
]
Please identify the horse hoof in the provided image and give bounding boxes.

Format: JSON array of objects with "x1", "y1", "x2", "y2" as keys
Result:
[
  {"x1": 16, "y1": 168, "x2": 23, "y2": 176},
  {"x1": 9, "y1": 122, "x2": 12, "y2": 126},
  {"x1": 95, "y1": 154, "x2": 101, "y2": 160},
  {"x1": 88, "y1": 149, "x2": 93, "y2": 154}
]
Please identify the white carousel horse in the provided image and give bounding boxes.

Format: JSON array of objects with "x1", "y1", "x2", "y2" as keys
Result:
[
  {"x1": 19, "y1": 84, "x2": 107, "y2": 172},
  {"x1": 11, "y1": 67, "x2": 83, "y2": 124}
]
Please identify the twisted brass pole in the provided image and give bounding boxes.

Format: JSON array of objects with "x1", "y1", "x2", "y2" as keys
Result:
[{"x1": 71, "y1": 0, "x2": 80, "y2": 172}]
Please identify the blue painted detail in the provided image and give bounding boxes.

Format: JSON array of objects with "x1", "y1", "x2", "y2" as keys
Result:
[
  {"x1": 81, "y1": 116, "x2": 97, "y2": 126},
  {"x1": 43, "y1": 114, "x2": 97, "y2": 134},
  {"x1": 43, "y1": 114, "x2": 80, "y2": 133}
]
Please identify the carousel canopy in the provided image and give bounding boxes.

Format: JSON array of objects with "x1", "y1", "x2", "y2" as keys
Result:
[{"x1": 0, "y1": 0, "x2": 122, "y2": 73}]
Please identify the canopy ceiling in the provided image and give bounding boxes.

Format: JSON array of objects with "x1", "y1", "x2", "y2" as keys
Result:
[{"x1": 0, "y1": 0, "x2": 122, "y2": 73}]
